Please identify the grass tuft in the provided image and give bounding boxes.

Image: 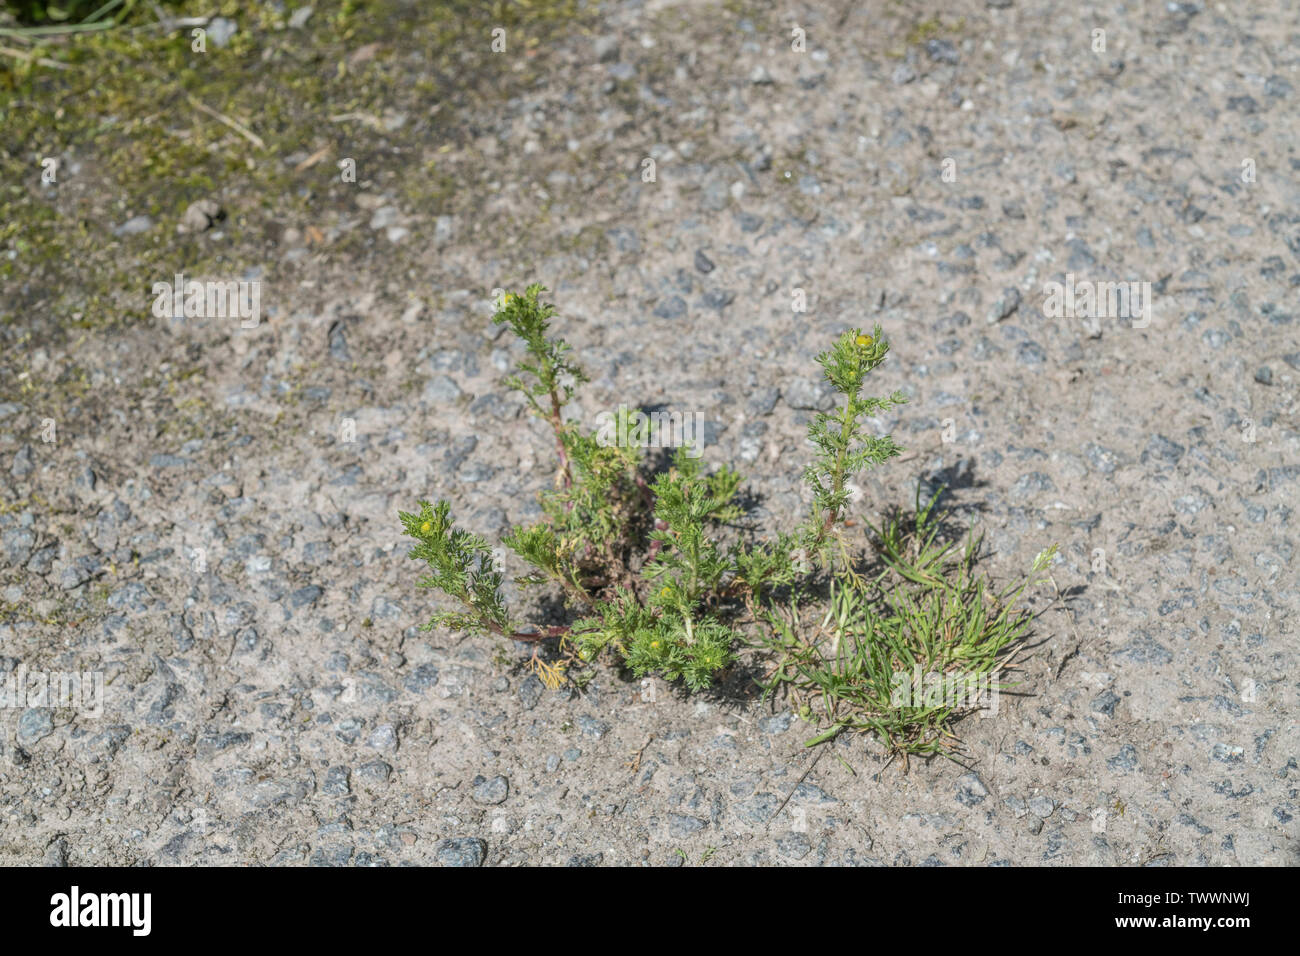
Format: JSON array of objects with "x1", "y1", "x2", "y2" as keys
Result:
[{"x1": 756, "y1": 487, "x2": 1058, "y2": 761}]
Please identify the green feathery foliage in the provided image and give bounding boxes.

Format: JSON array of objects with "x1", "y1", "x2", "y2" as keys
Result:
[
  {"x1": 400, "y1": 284, "x2": 1056, "y2": 760},
  {"x1": 801, "y1": 328, "x2": 907, "y2": 558},
  {"x1": 398, "y1": 500, "x2": 511, "y2": 637}
]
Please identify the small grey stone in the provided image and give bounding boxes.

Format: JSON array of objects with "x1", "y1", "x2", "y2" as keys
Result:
[
  {"x1": 736, "y1": 792, "x2": 781, "y2": 824},
  {"x1": 594, "y1": 35, "x2": 620, "y2": 62},
  {"x1": 85, "y1": 725, "x2": 131, "y2": 759},
  {"x1": 1083, "y1": 442, "x2": 1121, "y2": 474},
  {"x1": 1091, "y1": 690, "x2": 1120, "y2": 717},
  {"x1": 366, "y1": 724, "x2": 397, "y2": 751},
  {"x1": 1201, "y1": 328, "x2": 1230, "y2": 349},
  {"x1": 107, "y1": 582, "x2": 152, "y2": 613},
  {"x1": 369, "y1": 206, "x2": 400, "y2": 231},
  {"x1": 289, "y1": 585, "x2": 322, "y2": 608},
  {"x1": 668, "y1": 814, "x2": 707, "y2": 838},
  {"x1": 42, "y1": 838, "x2": 68, "y2": 867},
  {"x1": 925, "y1": 38, "x2": 959, "y2": 64},
  {"x1": 1142, "y1": 434, "x2": 1185, "y2": 465},
  {"x1": 424, "y1": 375, "x2": 462, "y2": 402},
  {"x1": 1016, "y1": 341, "x2": 1047, "y2": 366},
  {"x1": 309, "y1": 845, "x2": 354, "y2": 867},
  {"x1": 792, "y1": 783, "x2": 837, "y2": 806},
  {"x1": 288, "y1": 6, "x2": 314, "y2": 28},
  {"x1": 322, "y1": 766, "x2": 351, "y2": 795},
  {"x1": 892, "y1": 63, "x2": 916, "y2": 85},
  {"x1": 1265, "y1": 74, "x2": 1292, "y2": 97},
  {"x1": 3, "y1": 529, "x2": 35, "y2": 565},
  {"x1": 58, "y1": 563, "x2": 90, "y2": 590},
  {"x1": 27, "y1": 545, "x2": 57, "y2": 575},
  {"x1": 17, "y1": 709, "x2": 54, "y2": 746},
  {"x1": 775, "y1": 831, "x2": 812, "y2": 859},
  {"x1": 149, "y1": 454, "x2": 192, "y2": 469},
  {"x1": 1107, "y1": 745, "x2": 1138, "y2": 772},
  {"x1": 579, "y1": 716, "x2": 611, "y2": 740},
  {"x1": 472, "y1": 774, "x2": 509, "y2": 805},
  {"x1": 1117, "y1": 634, "x2": 1173, "y2": 665},
  {"x1": 518, "y1": 674, "x2": 544, "y2": 710},
  {"x1": 1211, "y1": 743, "x2": 1244, "y2": 764},
  {"x1": 1254, "y1": 367, "x2": 1273, "y2": 385},
  {"x1": 694, "y1": 250, "x2": 715, "y2": 273},
  {"x1": 955, "y1": 773, "x2": 988, "y2": 806},
  {"x1": 654, "y1": 296, "x2": 687, "y2": 319},
  {"x1": 435, "y1": 837, "x2": 486, "y2": 867},
  {"x1": 1173, "y1": 491, "x2": 1210, "y2": 515},
  {"x1": 179, "y1": 199, "x2": 223, "y2": 234},
  {"x1": 403, "y1": 663, "x2": 439, "y2": 694},
  {"x1": 328, "y1": 322, "x2": 350, "y2": 361},
  {"x1": 113, "y1": 215, "x2": 153, "y2": 236},
  {"x1": 1029, "y1": 796, "x2": 1056, "y2": 818},
  {"x1": 746, "y1": 388, "x2": 779, "y2": 416},
  {"x1": 1012, "y1": 472, "x2": 1055, "y2": 495},
  {"x1": 357, "y1": 760, "x2": 392, "y2": 783},
  {"x1": 700, "y1": 289, "x2": 735, "y2": 311},
  {"x1": 11, "y1": 444, "x2": 34, "y2": 478},
  {"x1": 758, "y1": 712, "x2": 791, "y2": 734},
  {"x1": 750, "y1": 65, "x2": 774, "y2": 85},
  {"x1": 986, "y1": 287, "x2": 1021, "y2": 323}
]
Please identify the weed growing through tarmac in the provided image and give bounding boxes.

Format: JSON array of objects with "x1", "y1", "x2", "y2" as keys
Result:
[{"x1": 400, "y1": 285, "x2": 1056, "y2": 758}]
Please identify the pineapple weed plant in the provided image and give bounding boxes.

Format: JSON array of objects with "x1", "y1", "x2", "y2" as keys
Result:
[{"x1": 400, "y1": 285, "x2": 1058, "y2": 759}]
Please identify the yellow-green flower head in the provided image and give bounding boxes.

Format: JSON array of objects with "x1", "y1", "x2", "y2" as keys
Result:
[
  {"x1": 420, "y1": 521, "x2": 432, "y2": 534},
  {"x1": 855, "y1": 333, "x2": 873, "y2": 348}
]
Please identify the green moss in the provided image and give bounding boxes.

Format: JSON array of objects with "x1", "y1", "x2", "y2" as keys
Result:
[
  {"x1": 1, "y1": 0, "x2": 589, "y2": 344},
  {"x1": 905, "y1": 16, "x2": 943, "y2": 45}
]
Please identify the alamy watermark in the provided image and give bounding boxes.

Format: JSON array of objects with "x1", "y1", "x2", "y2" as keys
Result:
[
  {"x1": 595, "y1": 404, "x2": 706, "y2": 458},
  {"x1": 50, "y1": 886, "x2": 151, "y2": 936},
  {"x1": 1043, "y1": 273, "x2": 1151, "y2": 330},
  {"x1": 0, "y1": 664, "x2": 103, "y2": 717},
  {"x1": 151, "y1": 272, "x2": 261, "y2": 327},
  {"x1": 890, "y1": 667, "x2": 1000, "y2": 717}
]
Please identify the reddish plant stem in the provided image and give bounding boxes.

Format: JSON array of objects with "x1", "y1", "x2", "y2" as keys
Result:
[
  {"x1": 645, "y1": 519, "x2": 669, "y2": 562},
  {"x1": 548, "y1": 388, "x2": 573, "y2": 492}
]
